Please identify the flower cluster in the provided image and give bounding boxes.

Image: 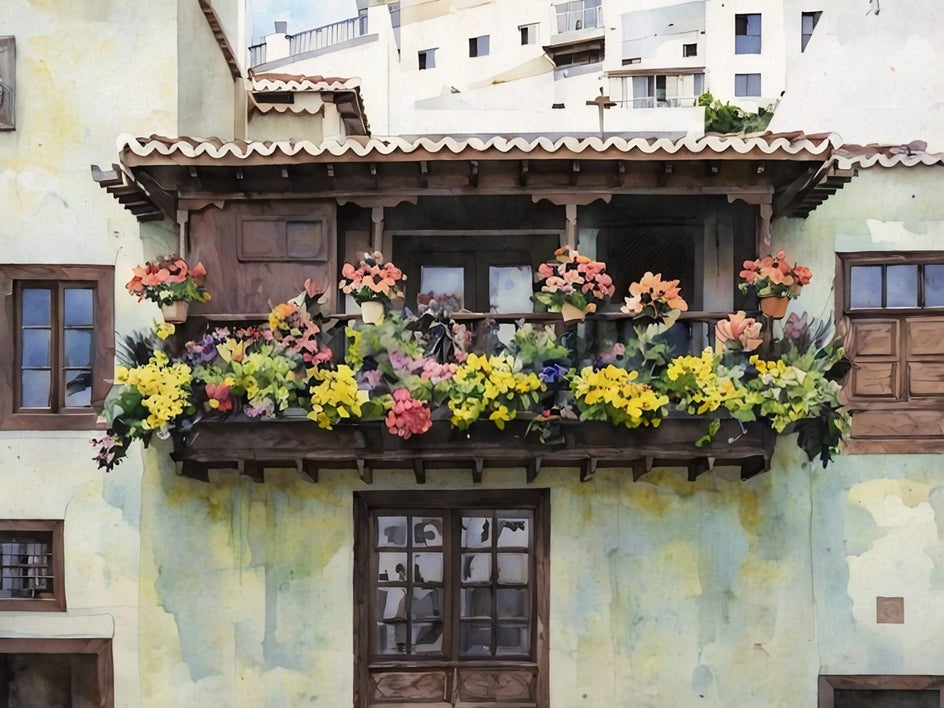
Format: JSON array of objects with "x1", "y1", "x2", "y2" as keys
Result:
[
  {"x1": 621, "y1": 272, "x2": 689, "y2": 324},
  {"x1": 739, "y1": 249, "x2": 812, "y2": 299},
  {"x1": 533, "y1": 247, "x2": 615, "y2": 314},
  {"x1": 447, "y1": 353, "x2": 543, "y2": 430},
  {"x1": 339, "y1": 251, "x2": 406, "y2": 304},
  {"x1": 661, "y1": 349, "x2": 744, "y2": 416},
  {"x1": 385, "y1": 388, "x2": 433, "y2": 439},
  {"x1": 125, "y1": 254, "x2": 210, "y2": 307},
  {"x1": 570, "y1": 365, "x2": 668, "y2": 429},
  {"x1": 307, "y1": 365, "x2": 366, "y2": 429},
  {"x1": 716, "y1": 311, "x2": 763, "y2": 352},
  {"x1": 97, "y1": 261, "x2": 851, "y2": 471}
]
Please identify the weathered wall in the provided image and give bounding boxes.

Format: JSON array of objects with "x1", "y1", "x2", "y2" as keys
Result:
[
  {"x1": 127, "y1": 165, "x2": 944, "y2": 707},
  {"x1": 0, "y1": 2, "x2": 225, "y2": 706}
]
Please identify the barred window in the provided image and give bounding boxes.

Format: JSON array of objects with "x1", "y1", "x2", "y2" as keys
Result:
[{"x1": 0, "y1": 521, "x2": 64, "y2": 611}]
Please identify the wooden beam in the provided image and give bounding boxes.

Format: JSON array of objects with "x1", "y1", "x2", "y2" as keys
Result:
[
  {"x1": 570, "y1": 160, "x2": 581, "y2": 186},
  {"x1": 419, "y1": 160, "x2": 429, "y2": 188},
  {"x1": 469, "y1": 160, "x2": 479, "y2": 188},
  {"x1": 526, "y1": 457, "x2": 542, "y2": 483},
  {"x1": 300, "y1": 459, "x2": 319, "y2": 483},
  {"x1": 579, "y1": 457, "x2": 598, "y2": 483},
  {"x1": 472, "y1": 458, "x2": 484, "y2": 484},
  {"x1": 356, "y1": 458, "x2": 372, "y2": 485},
  {"x1": 413, "y1": 460, "x2": 426, "y2": 485},
  {"x1": 519, "y1": 160, "x2": 529, "y2": 187}
]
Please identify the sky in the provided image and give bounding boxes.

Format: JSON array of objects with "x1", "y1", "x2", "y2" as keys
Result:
[{"x1": 250, "y1": 0, "x2": 358, "y2": 43}]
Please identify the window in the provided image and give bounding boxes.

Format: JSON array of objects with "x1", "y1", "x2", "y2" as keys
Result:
[
  {"x1": 555, "y1": 0, "x2": 602, "y2": 33},
  {"x1": 0, "y1": 265, "x2": 114, "y2": 430},
  {"x1": 802, "y1": 11, "x2": 822, "y2": 51},
  {"x1": 819, "y1": 676, "x2": 944, "y2": 707},
  {"x1": 0, "y1": 638, "x2": 112, "y2": 706},
  {"x1": 0, "y1": 520, "x2": 64, "y2": 612},
  {"x1": 839, "y1": 253, "x2": 944, "y2": 451},
  {"x1": 519, "y1": 23, "x2": 538, "y2": 45},
  {"x1": 394, "y1": 232, "x2": 560, "y2": 315},
  {"x1": 418, "y1": 48, "x2": 436, "y2": 70},
  {"x1": 734, "y1": 72, "x2": 762, "y2": 97},
  {"x1": 0, "y1": 36, "x2": 13, "y2": 130},
  {"x1": 616, "y1": 73, "x2": 704, "y2": 108},
  {"x1": 354, "y1": 490, "x2": 549, "y2": 707},
  {"x1": 735, "y1": 13, "x2": 761, "y2": 54},
  {"x1": 683, "y1": 42, "x2": 697, "y2": 57},
  {"x1": 469, "y1": 34, "x2": 490, "y2": 57}
]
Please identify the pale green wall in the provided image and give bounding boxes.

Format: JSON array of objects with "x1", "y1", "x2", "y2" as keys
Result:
[
  {"x1": 0, "y1": 2, "x2": 231, "y2": 706},
  {"x1": 128, "y1": 166, "x2": 944, "y2": 707}
]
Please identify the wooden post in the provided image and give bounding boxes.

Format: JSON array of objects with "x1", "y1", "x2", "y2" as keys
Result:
[{"x1": 371, "y1": 206, "x2": 384, "y2": 253}]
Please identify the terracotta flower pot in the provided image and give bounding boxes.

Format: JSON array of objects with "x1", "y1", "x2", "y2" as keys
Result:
[
  {"x1": 360, "y1": 300, "x2": 386, "y2": 324},
  {"x1": 161, "y1": 301, "x2": 189, "y2": 323},
  {"x1": 560, "y1": 303, "x2": 586, "y2": 322},
  {"x1": 759, "y1": 296, "x2": 789, "y2": 319}
]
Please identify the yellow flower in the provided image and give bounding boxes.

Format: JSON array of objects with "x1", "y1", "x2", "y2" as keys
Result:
[{"x1": 155, "y1": 322, "x2": 176, "y2": 340}]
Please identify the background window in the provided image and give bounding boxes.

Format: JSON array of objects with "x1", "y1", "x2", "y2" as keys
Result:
[
  {"x1": 735, "y1": 13, "x2": 762, "y2": 54},
  {"x1": 734, "y1": 73, "x2": 762, "y2": 97},
  {"x1": 682, "y1": 43, "x2": 697, "y2": 57},
  {"x1": 820, "y1": 676, "x2": 944, "y2": 707},
  {"x1": 520, "y1": 23, "x2": 538, "y2": 45},
  {"x1": 469, "y1": 35, "x2": 490, "y2": 57},
  {"x1": 802, "y1": 11, "x2": 822, "y2": 52},
  {"x1": 0, "y1": 265, "x2": 114, "y2": 430},
  {"x1": 418, "y1": 48, "x2": 436, "y2": 70},
  {"x1": 0, "y1": 520, "x2": 64, "y2": 612},
  {"x1": 0, "y1": 638, "x2": 112, "y2": 706}
]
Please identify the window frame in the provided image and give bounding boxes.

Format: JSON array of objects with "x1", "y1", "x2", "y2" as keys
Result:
[
  {"x1": 418, "y1": 47, "x2": 436, "y2": 70},
  {"x1": 0, "y1": 36, "x2": 14, "y2": 131},
  {"x1": 0, "y1": 637, "x2": 112, "y2": 707},
  {"x1": 837, "y1": 252, "x2": 944, "y2": 453},
  {"x1": 469, "y1": 34, "x2": 490, "y2": 58},
  {"x1": 682, "y1": 42, "x2": 697, "y2": 57},
  {"x1": 519, "y1": 23, "x2": 538, "y2": 45},
  {"x1": 819, "y1": 675, "x2": 944, "y2": 707},
  {"x1": 801, "y1": 11, "x2": 822, "y2": 52},
  {"x1": 734, "y1": 13, "x2": 762, "y2": 54},
  {"x1": 353, "y1": 489, "x2": 550, "y2": 708},
  {"x1": 0, "y1": 264, "x2": 114, "y2": 430},
  {"x1": 734, "y1": 72, "x2": 762, "y2": 97},
  {"x1": 0, "y1": 520, "x2": 65, "y2": 612}
]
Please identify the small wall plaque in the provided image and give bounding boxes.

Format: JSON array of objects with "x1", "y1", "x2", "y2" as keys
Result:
[{"x1": 876, "y1": 596, "x2": 904, "y2": 624}]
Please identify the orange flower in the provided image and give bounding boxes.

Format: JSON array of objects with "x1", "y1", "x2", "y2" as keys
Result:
[{"x1": 716, "y1": 311, "x2": 762, "y2": 352}]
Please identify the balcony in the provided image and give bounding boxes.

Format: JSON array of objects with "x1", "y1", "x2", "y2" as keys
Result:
[
  {"x1": 96, "y1": 299, "x2": 848, "y2": 486},
  {"x1": 250, "y1": 15, "x2": 369, "y2": 67}
]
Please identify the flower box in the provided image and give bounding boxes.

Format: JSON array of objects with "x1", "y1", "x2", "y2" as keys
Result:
[{"x1": 170, "y1": 418, "x2": 775, "y2": 485}]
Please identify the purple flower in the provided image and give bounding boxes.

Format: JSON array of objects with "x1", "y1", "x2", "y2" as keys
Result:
[{"x1": 539, "y1": 364, "x2": 568, "y2": 384}]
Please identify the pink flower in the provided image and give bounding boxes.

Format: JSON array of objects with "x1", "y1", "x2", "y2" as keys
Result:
[{"x1": 385, "y1": 388, "x2": 432, "y2": 439}]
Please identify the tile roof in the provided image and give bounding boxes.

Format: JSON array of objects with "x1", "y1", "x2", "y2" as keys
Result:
[
  {"x1": 117, "y1": 132, "x2": 843, "y2": 163},
  {"x1": 250, "y1": 73, "x2": 360, "y2": 92}
]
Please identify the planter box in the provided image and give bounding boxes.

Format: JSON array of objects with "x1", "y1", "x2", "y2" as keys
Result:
[{"x1": 171, "y1": 417, "x2": 775, "y2": 484}]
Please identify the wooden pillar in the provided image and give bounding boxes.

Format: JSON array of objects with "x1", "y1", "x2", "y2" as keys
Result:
[
  {"x1": 564, "y1": 203, "x2": 577, "y2": 250},
  {"x1": 756, "y1": 203, "x2": 772, "y2": 256},
  {"x1": 176, "y1": 209, "x2": 189, "y2": 257},
  {"x1": 371, "y1": 206, "x2": 384, "y2": 253}
]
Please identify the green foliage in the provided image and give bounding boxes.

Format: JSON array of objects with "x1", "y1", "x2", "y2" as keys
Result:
[{"x1": 698, "y1": 92, "x2": 773, "y2": 134}]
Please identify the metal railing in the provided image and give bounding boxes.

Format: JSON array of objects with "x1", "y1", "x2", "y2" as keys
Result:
[
  {"x1": 289, "y1": 16, "x2": 367, "y2": 56},
  {"x1": 249, "y1": 42, "x2": 266, "y2": 66},
  {"x1": 250, "y1": 15, "x2": 368, "y2": 67},
  {"x1": 555, "y1": 2, "x2": 603, "y2": 33},
  {"x1": 617, "y1": 96, "x2": 700, "y2": 109}
]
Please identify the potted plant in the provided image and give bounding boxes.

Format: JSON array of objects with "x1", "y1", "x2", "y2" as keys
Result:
[
  {"x1": 620, "y1": 271, "x2": 689, "y2": 328},
  {"x1": 125, "y1": 254, "x2": 210, "y2": 323},
  {"x1": 338, "y1": 251, "x2": 406, "y2": 323},
  {"x1": 533, "y1": 247, "x2": 615, "y2": 322},
  {"x1": 739, "y1": 249, "x2": 812, "y2": 318}
]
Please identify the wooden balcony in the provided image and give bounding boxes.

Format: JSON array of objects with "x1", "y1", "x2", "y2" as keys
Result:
[{"x1": 170, "y1": 417, "x2": 776, "y2": 485}]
